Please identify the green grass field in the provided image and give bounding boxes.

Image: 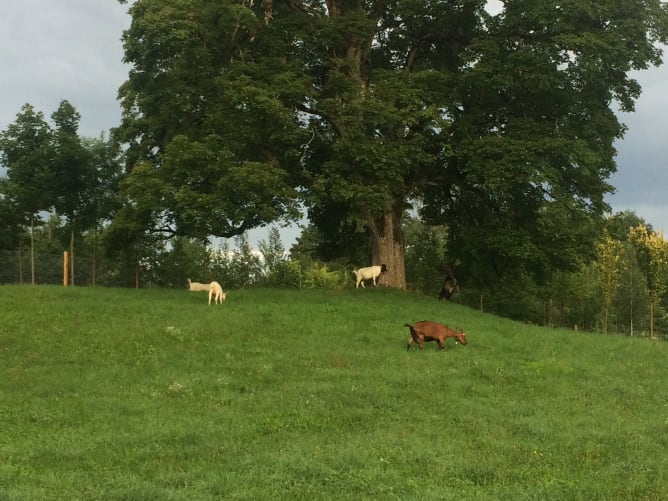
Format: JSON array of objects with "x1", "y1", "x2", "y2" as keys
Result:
[{"x1": 0, "y1": 285, "x2": 666, "y2": 500}]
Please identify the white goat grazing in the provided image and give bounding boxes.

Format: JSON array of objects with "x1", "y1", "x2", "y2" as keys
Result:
[
  {"x1": 354, "y1": 264, "x2": 388, "y2": 288},
  {"x1": 187, "y1": 278, "x2": 211, "y2": 292},
  {"x1": 208, "y1": 281, "x2": 227, "y2": 305}
]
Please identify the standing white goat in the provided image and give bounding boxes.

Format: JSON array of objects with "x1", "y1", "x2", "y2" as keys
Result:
[
  {"x1": 354, "y1": 264, "x2": 388, "y2": 288},
  {"x1": 208, "y1": 281, "x2": 227, "y2": 305}
]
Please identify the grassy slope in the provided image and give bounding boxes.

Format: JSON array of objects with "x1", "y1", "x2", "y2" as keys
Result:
[{"x1": 0, "y1": 285, "x2": 666, "y2": 500}]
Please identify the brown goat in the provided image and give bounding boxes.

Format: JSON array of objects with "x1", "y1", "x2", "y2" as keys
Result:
[{"x1": 405, "y1": 321, "x2": 467, "y2": 350}]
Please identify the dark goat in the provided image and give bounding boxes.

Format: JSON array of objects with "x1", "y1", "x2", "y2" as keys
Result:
[
  {"x1": 405, "y1": 320, "x2": 467, "y2": 350},
  {"x1": 439, "y1": 266, "x2": 458, "y2": 300}
]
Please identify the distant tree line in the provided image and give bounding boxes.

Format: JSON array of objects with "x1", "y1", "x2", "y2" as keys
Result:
[
  {"x1": 0, "y1": 101, "x2": 122, "y2": 286},
  {"x1": 3, "y1": 0, "x2": 668, "y2": 339},
  {"x1": 113, "y1": 0, "x2": 668, "y2": 292}
]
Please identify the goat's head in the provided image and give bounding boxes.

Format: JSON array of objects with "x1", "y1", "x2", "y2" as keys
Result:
[
  {"x1": 456, "y1": 330, "x2": 468, "y2": 345},
  {"x1": 380, "y1": 264, "x2": 388, "y2": 273}
]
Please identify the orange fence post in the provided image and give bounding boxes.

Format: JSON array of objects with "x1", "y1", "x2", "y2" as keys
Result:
[{"x1": 63, "y1": 251, "x2": 69, "y2": 287}]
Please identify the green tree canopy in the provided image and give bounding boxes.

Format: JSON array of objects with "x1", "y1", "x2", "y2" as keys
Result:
[
  {"x1": 51, "y1": 100, "x2": 91, "y2": 226},
  {"x1": 116, "y1": 0, "x2": 668, "y2": 289},
  {"x1": 115, "y1": 0, "x2": 303, "y2": 243},
  {"x1": 422, "y1": 0, "x2": 668, "y2": 285},
  {"x1": 0, "y1": 104, "x2": 54, "y2": 221},
  {"x1": 0, "y1": 104, "x2": 55, "y2": 284}
]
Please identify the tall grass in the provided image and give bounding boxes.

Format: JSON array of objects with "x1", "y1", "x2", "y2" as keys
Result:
[{"x1": 0, "y1": 285, "x2": 665, "y2": 500}]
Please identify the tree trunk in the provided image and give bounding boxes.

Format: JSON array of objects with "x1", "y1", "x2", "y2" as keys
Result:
[{"x1": 368, "y1": 208, "x2": 406, "y2": 289}]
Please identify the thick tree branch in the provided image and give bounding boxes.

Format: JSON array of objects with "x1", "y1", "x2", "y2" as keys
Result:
[
  {"x1": 285, "y1": 0, "x2": 324, "y2": 18},
  {"x1": 296, "y1": 103, "x2": 344, "y2": 137}
]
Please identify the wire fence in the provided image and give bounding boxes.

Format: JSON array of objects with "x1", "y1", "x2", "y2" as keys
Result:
[{"x1": 0, "y1": 249, "x2": 118, "y2": 287}]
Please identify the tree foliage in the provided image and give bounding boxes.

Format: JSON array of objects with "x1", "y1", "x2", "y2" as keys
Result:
[
  {"x1": 258, "y1": 227, "x2": 301, "y2": 287},
  {"x1": 423, "y1": 0, "x2": 668, "y2": 287},
  {"x1": 116, "y1": 0, "x2": 668, "y2": 292},
  {"x1": 596, "y1": 234, "x2": 624, "y2": 335},
  {"x1": 0, "y1": 104, "x2": 54, "y2": 221},
  {"x1": 628, "y1": 224, "x2": 668, "y2": 337},
  {"x1": 115, "y1": 0, "x2": 303, "y2": 242},
  {"x1": 1, "y1": 104, "x2": 55, "y2": 284},
  {"x1": 1, "y1": 102, "x2": 123, "y2": 285}
]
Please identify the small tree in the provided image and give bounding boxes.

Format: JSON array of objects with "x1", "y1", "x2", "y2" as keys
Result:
[
  {"x1": 612, "y1": 244, "x2": 647, "y2": 337},
  {"x1": 629, "y1": 225, "x2": 668, "y2": 338},
  {"x1": 0, "y1": 104, "x2": 54, "y2": 284},
  {"x1": 78, "y1": 135, "x2": 123, "y2": 285},
  {"x1": 258, "y1": 227, "x2": 300, "y2": 287},
  {"x1": 595, "y1": 234, "x2": 624, "y2": 335},
  {"x1": 50, "y1": 100, "x2": 93, "y2": 285},
  {"x1": 404, "y1": 218, "x2": 449, "y2": 295},
  {"x1": 151, "y1": 237, "x2": 210, "y2": 288},
  {"x1": 210, "y1": 235, "x2": 263, "y2": 290}
]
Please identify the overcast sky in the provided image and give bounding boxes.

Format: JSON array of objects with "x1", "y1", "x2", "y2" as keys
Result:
[{"x1": 2, "y1": 1, "x2": 668, "y2": 249}]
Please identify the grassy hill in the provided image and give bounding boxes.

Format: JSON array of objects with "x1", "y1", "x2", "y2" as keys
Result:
[{"x1": 0, "y1": 285, "x2": 666, "y2": 500}]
